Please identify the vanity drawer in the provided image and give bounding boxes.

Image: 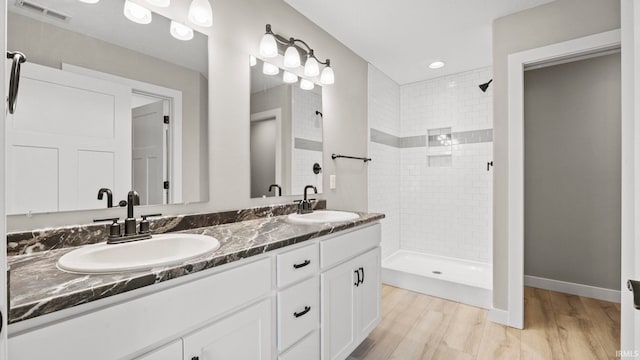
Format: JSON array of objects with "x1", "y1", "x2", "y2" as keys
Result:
[
  {"x1": 277, "y1": 276, "x2": 319, "y2": 351},
  {"x1": 320, "y1": 224, "x2": 381, "y2": 269},
  {"x1": 277, "y1": 243, "x2": 319, "y2": 288},
  {"x1": 279, "y1": 331, "x2": 319, "y2": 360}
]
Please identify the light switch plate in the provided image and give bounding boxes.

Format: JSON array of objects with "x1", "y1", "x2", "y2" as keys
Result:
[{"x1": 329, "y1": 175, "x2": 336, "y2": 189}]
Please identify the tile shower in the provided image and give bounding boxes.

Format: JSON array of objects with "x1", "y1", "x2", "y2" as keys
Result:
[{"x1": 368, "y1": 65, "x2": 494, "y2": 307}]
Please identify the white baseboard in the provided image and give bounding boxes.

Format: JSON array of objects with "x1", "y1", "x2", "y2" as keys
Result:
[
  {"x1": 524, "y1": 275, "x2": 620, "y2": 303},
  {"x1": 488, "y1": 308, "x2": 509, "y2": 326}
]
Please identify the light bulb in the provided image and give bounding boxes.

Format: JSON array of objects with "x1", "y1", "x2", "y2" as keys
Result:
[
  {"x1": 300, "y1": 79, "x2": 314, "y2": 90},
  {"x1": 260, "y1": 33, "x2": 278, "y2": 58},
  {"x1": 304, "y1": 56, "x2": 320, "y2": 77},
  {"x1": 187, "y1": 0, "x2": 213, "y2": 27},
  {"x1": 250, "y1": 55, "x2": 257, "y2": 67},
  {"x1": 78, "y1": 0, "x2": 100, "y2": 3},
  {"x1": 145, "y1": 0, "x2": 169, "y2": 6},
  {"x1": 263, "y1": 62, "x2": 279, "y2": 76},
  {"x1": 284, "y1": 46, "x2": 301, "y2": 68},
  {"x1": 170, "y1": 21, "x2": 194, "y2": 41},
  {"x1": 283, "y1": 71, "x2": 298, "y2": 84},
  {"x1": 320, "y1": 66, "x2": 335, "y2": 85},
  {"x1": 124, "y1": 0, "x2": 152, "y2": 24}
]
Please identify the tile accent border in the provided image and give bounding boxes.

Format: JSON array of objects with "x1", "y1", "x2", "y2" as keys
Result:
[
  {"x1": 294, "y1": 138, "x2": 323, "y2": 152},
  {"x1": 370, "y1": 128, "x2": 493, "y2": 148}
]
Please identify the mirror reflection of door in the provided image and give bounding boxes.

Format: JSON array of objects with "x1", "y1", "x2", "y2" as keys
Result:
[
  {"x1": 132, "y1": 94, "x2": 169, "y2": 206},
  {"x1": 250, "y1": 110, "x2": 281, "y2": 198}
]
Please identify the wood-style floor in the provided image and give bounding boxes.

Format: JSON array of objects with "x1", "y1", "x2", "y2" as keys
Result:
[{"x1": 349, "y1": 285, "x2": 620, "y2": 360}]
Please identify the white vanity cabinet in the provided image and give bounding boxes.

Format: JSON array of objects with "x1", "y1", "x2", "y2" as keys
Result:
[{"x1": 8, "y1": 222, "x2": 381, "y2": 360}]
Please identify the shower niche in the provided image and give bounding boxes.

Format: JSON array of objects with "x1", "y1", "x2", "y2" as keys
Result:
[{"x1": 427, "y1": 127, "x2": 453, "y2": 167}]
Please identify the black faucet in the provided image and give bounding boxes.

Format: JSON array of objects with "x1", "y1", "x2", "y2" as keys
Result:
[
  {"x1": 125, "y1": 190, "x2": 140, "y2": 236},
  {"x1": 269, "y1": 184, "x2": 282, "y2": 196},
  {"x1": 97, "y1": 188, "x2": 113, "y2": 208},
  {"x1": 296, "y1": 185, "x2": 317, "y2": 214}
]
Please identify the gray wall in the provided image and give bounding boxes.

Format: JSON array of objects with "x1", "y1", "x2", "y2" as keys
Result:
[
  {"x1": 8, "y1": 0, "x2": 369, "y2": 231},
  {"x1": 524, "y1": 53, "x2": 621, "y2": 290},
  {"x1": 250, "y1": 119, "x2": 277, "y2": 198},
  {"x1": 492, "y1": 0, "x2": 620, "y2": 310},
  {"x1": 7, "y1": 13, "x2": 208, "y2": 204}
]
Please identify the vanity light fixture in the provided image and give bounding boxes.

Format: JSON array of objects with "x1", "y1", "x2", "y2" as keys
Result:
[
  {"x1": 300, "y1": 79, "x2": 314, "y2": 91},
  {"x1": 250, "y1": 55, "x2": 257, "y2": 67},
  {"x1": 145, "y1": 0, "x2": 169, "y2": 7},
  {"x1": 429, "y1": 61, "x2": 445, "y2": 69},
  {"x1": 259, "y1": 24, "x2": 334, "y2": 85},
  {"x1": 283, "y1": 71, "x2": 298, "y2": 84},
  {"x1": 124, "y1": 0, "x2": 152, "y2": 24},
  {"x1": 263, "y1": 62, "x2": 279, "y2": 76},
  {"x1": 170, "y1": 21, "x2": 194, "y2": 41},
  {"x1": 187, "y1": 0, "x2": 213, "y2": 27}
]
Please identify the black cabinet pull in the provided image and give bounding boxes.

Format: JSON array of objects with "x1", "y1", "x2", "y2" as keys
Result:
[
  {"x1": 354, "y1": 269, "x2": 360, "y2": 286},
  {"x1": 294, "y1": 306, "x2": 311, "y2": 318},
  {"x1": 359, "y1": 267, "x2": 365, "y2": 285},
  {"x1": 293, "y1": 259, "x2": 311, "y2": 269}
]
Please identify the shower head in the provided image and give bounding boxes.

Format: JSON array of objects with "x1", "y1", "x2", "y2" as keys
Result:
[{"x1": 479, "y1": 79, "x2": 493, "y2": 92}]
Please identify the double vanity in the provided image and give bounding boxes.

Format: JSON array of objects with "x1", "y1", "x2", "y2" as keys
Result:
[{"x1": 7, "y1": 202, "x2": 384, "y2": 360}]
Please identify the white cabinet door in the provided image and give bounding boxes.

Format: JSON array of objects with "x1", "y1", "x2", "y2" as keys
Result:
[
  {"x1": 183, "y1": 299, "x2": 272, "y2": 360},
  {"x1": 320, "y1": 258, "x2": 358, "y2": 360},
  {"x1": 136, "y1": 340, "x2": 183, "y2": 360},
  {"x1": 354, "y1": 248, "x2": 381, "y2": 342}
]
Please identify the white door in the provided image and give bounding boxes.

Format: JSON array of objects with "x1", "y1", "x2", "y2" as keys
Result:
[
  {"x1": 132, "y1": 100, "x2": 166, "y2": 205},
  {"x1": 321, "y1": 258, "x2": 358, "y2": 360},
  {"x1": 1, "y1": 1, "x2": 10, "y2": 357},
  {"x1": 354, "y1": 248, "x2": 381, "y2": 343},
  {"x1": 5, "y1": 62, "x2": 131, "y2": 214},
  {"x1": 183, "y1": 299, "x2": 272, "y2": 360}
]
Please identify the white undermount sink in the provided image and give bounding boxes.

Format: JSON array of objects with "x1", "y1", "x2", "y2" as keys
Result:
[
  {"x1": 57, "y1": 234, "x2": 220, "y2": 274},
  {"x1": 287, "y1": 210, "x2": 360, "y2": 225}
]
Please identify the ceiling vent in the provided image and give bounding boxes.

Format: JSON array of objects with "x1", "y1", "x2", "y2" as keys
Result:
[{"x1": 15, "y1": 0, "x2": 71, "y2": 22}]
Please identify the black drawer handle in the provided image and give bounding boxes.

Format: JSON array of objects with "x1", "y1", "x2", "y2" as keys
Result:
[
  {"x1": 293, "y1": 259, "x2": 311, "y2": 269},
  {"x1": 294, "y1": 306, "x2": 311, "y2": 318},
  {"x1": 354, "y1": 269, "x2": 360, "y2": 286}
]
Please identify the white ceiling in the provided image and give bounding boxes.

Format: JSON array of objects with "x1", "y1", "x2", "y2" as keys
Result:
[{"x1": 283, "y1": 0, "x2": 554, "y2": 84}]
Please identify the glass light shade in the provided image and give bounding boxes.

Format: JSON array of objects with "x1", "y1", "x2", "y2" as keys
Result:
[
  {"x1": 303, "y1": 56, "x2": 320, "y2": 77},
  {"x1": 283, "y1": 46, "x2": 301, "y2": 68},
  {"x1": 260, "y1": 33, "x2": 278, "y2": 58},
  {"x1": 320, "y1": 66, "x2": 335, "y2": 85},
  {"x1": 145, "y1": 0, "x2": 169, "y2": 6},
  {"x1": 300, "y1": 79, "x2": 314, "y2": 90},
  {"x1": 283, "y1": 71, "x2": 298, "y2": 84},
  {"x1": 188, "y1": 0, "x2": 213, "y2": 27},
  {"x1": 124, "y1": 1, "x2": 152, "y2": 24},
  {"x1": 79, "y1": 0, "x2": 100, "y2": 3},
  {"x1": 263, "y1": 62, "x2": 279, "y2": 76},
  {"x1": 250, "y1": 55, "x2": 257, "y2": 67},
  {"x1": 170, "y1": 21, "x2": 194, "y2": 41}
]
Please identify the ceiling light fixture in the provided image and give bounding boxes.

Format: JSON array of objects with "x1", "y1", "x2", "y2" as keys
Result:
[
  {"x1": 429, "y1": 61, "x2": 445, "y2": 69},
  {"x1": 283, "y1": 71, "x2": 298, "y2": 84},
  {"x1": 170, "y1": 21, "x2": 194, "y2": 41},
  {"x1": 145, "y1": 0, "x2": 169, "y2": 7},
  {"x1": 78, "y1": 0, "x2": 100, "y2": 4},
  {"x1": 124, "y1": 0, "x2": 152, "y2": 24},
  {"x1": 187, "y1": 0, "x2": 213, "y2": 27},
  {"x1": 258, "y1": 24, "x2": 334, "y2": 85}
]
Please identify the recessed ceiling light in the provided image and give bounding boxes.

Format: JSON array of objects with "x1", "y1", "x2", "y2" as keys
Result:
[{"x1": 429, "y1": 61, "x2": 445, "y2": 69}]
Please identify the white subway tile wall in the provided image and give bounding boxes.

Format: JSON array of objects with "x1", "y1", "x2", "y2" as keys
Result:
[
  {"x1": 292, "y1": 85, "x2": 323, "y2": 193},
  {"x1": 368, "y1": 66, "x2": 493, "y2": 264},
  {"x1": 368, "y1": 65, "x2": 401, "y2": 260}
]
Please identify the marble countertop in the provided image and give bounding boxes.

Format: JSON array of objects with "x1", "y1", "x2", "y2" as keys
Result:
[{"x1": 8, "y1": 211, "x2": 384, "y2": 324}]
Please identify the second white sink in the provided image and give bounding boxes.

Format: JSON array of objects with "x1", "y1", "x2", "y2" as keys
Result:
[
  {"x1": 57, "y1": 233, "x2": 220, "y2": 274},
  {"x1": 287, "y1": 210, "x2": 360, "y2": 225}
]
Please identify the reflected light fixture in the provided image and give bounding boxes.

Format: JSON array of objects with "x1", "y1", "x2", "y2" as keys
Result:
[
  {"x1": 250, "y1": 55, "x2": 257, "y2": 67},
  {"x1": 258, "y1": 24, "x2": 335, "y2": 85},
  {"x1": 124, "y1": 0, "x2": 152, "y2": 24},
  {"x1": 263, "y1": 62, "x2": 279, "y2": 76},
  {"x1": 170, "y1": 21, "x2": 194, "y2": 41},
  {"x1": 188, "y1": 0, "x2": 213, "y2": 27},
  {"x1": 300, "y1": 79, "x2": 314, "y2": 91},
  {"x1": 429, "y1": 61, "x2": 445, "y2": 69},
  {"x1": 145, "y1": 0, "x2": 169, "y2": 7},
  {"x1": 79, "y1": 0, "x2": 100, "y2": 3},
  {"x1": 283, "y1": 71, "x2": 298, "y2": 84}
]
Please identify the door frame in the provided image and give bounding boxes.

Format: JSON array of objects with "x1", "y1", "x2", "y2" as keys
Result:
[
  {"x1": 505, "y1": 29, "x2": 621, "y2": 329},
  {"x1": 0, "y1": 0, "x2": 8, "y2": 357}
]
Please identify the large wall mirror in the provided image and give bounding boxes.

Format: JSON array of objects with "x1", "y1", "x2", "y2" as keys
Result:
[
  {"x1": 250, "y1": 57, "x2": 323, "y2": 198},
  {"x1": 6, "y1": 0, "x2": 209, "y2": 215}
]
